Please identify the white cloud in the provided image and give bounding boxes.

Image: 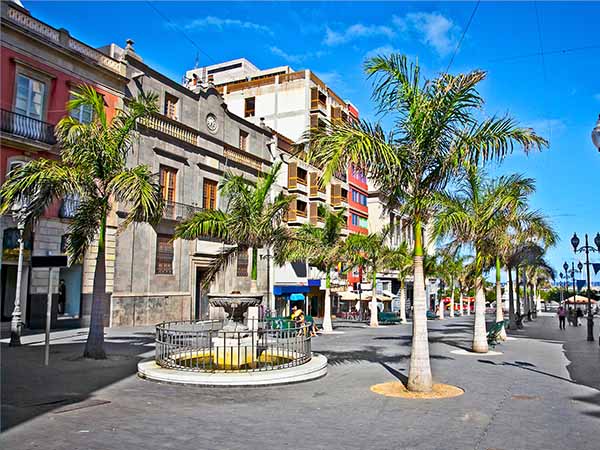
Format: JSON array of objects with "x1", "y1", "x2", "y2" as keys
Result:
[
  {"x1": 316, "y1": 71, "x2": 342, "y2": 86},
  {"x1": 182, "y1": 16, "x2": 271, "y2": 34},
  {"x1": 403, "y1": 12, "x2": 458, "y2": 56},
  {"x1": 526, "y1": 118, "x2": 567, "y2": 138},
  {"x1": 269, "y1": 46, "x2": 326, "y2": 64},
  {"x1": 364, "y1": 45, "x2": 401, "y2": 60},
  {"x1": 324, "y1": 23, "x2": 395, "y2": 46}
]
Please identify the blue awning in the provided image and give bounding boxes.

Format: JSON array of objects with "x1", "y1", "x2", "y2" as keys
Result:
[
  {"x1": 273, "y1": 285, "x2": 310, "y2": 295},
  {"x1": 307, "y1": 279, "x2": 321, "y2": 287},
  {"x1": 289, "y1": 293, "x2": 305, "y2": 301}
]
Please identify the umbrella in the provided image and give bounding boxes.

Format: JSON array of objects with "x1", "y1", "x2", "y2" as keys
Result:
[{"x1": 565, "y1": 295, "x2": 597, "y2": 304}]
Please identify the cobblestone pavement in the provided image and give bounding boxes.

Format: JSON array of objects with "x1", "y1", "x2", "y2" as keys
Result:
[{"x1": 2, "y1": 313, "x2": 599, "y2": 450}]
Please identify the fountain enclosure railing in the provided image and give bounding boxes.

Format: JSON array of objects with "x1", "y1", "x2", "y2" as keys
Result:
[{"x1": 155, "y1": 319, "x2": 312, "y2": 372}]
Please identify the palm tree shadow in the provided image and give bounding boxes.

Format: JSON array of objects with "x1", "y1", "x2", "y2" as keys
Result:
[
  {"x1": 379, "y1": 361, "x2": 409, "y2": 385},
  {"x1": 320, "y1": 345, "x2": 454, "y2": 367}
]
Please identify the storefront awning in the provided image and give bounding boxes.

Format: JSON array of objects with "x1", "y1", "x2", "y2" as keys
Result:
[
  {"x1": 288, "y1": 293, "x2": 305, "y2": 301},
  {"x1": 273, "y1": 285, "x2": 310, "y2": 295}
]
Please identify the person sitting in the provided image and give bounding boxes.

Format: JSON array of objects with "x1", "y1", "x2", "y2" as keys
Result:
[{"x1": 291, "y1": 306, "x2": 306, "y2": 334}]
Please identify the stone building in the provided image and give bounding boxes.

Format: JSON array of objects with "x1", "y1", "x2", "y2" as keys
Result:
[
  {"x1": 101, "y1": 44, "x2": 274, "y2": 327},
  {"x1": 0, "y1": 1, "x2": 126, "y2": 328}
]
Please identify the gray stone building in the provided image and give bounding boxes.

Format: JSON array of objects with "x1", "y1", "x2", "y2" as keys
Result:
[{"x1": 102, "y1": 43, "x2": 275, "y2": 327}]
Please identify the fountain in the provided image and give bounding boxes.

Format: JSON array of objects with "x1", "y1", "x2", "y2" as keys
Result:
[{"x1": 137, "y1": 291, "x2": 328, "y2": 386}]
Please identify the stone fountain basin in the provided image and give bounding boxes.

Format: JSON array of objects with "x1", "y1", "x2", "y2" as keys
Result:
[{"x1": 207, "y1": 293, "x2": 263, "y2": 308}]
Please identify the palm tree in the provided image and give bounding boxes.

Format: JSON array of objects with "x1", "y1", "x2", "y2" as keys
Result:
[
  {"x1": 344, "y1": 231, "x2": 394, "y2": 327},
  {"x1": 435, "y1": 166, "x2": 540, "y2": 353},
  {"x1": 276, "y1": 205, "x2": 346, "y2": 333},
  {"x1": 175, "y1": 162, "x2": 291, "y2": 292},
  {"x1": 436, "y1": 251, "x2": 466, "y2": 319},
  {"x1": 387, "y1": 242, "x2": 412, "y2": 323},
  {"x1": 305, "y1": 54, "x2": 547, "y2": 391},
  {"x1": 0, "y1": 86, "x2": 163, "y2": 359}
]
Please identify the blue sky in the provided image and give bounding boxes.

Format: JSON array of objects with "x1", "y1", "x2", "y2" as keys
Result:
[{"x1": 27, "y1": 1, "x2": 600, "y2": 280}]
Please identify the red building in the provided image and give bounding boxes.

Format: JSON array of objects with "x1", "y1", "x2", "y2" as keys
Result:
[{"x1": 0, "y1": 1, "x2": 126, "y2": 328}]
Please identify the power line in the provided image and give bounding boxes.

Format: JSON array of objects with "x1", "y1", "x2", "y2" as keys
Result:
[
  {"x1": 445, "y1": 0, "x2": 481, "y2": 73},
  {"x1": 533, "y1": 1, "x2": 551, "y2": 142},
  {"x1": 487, "y1": 44, "x2": 600, "y2": 63},
  {"x1": 144, "y1": 0, "x2": 217, "y2": 65}
]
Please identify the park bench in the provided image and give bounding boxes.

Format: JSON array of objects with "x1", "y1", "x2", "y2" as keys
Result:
[
  {"x1": 426, "y1": 310, "x2": 438, "y2": 320},
  {"x1": 487, "y1": 321, "x2": 506, "y2": 348},
  {"x1": 378, "y1": 312, "x2": 400, "y2": 324}
]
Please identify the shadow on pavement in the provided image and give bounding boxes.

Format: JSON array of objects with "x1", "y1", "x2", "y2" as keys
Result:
[{"x1": 1, "y1": 334, "x2": 154, "y2": 432}]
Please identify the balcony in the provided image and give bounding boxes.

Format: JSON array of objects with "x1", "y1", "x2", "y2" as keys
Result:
[
  {"x1": 1, "y1": 109, "x2": 56, "y2": 146},
  {"x1": 162, "y1": 201, "x2": 203, "y2": 221},
  {"x1": 288, "y1": 176, "x2": 308, "y2": 194},
  {"x1": 58, "y1": 196, "x2": 80, "y2": 219}
]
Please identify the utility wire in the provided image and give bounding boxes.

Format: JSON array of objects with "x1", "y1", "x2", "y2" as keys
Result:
[
  {"x1": 445, "y1": 0, "x2": 481, "y2": 73},
  {"x1": 487, "y1": 44, "x2": 600, "y2": 63},
  {"x1": 533, "y1": 1, "x2": 552, "y2": 141},
  {"x1": 144, "y1": 0, "x2": 217, "y2": 65}
]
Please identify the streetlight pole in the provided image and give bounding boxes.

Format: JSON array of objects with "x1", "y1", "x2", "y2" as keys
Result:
[
  {"x1": 571, "y1": 233, "x2": 600, "y2": 342},
  {"x1": 9, "y1": 213, "x2": 26, "y2": 347}
]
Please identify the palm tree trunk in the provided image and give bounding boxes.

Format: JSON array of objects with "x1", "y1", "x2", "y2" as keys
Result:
[
  {"x1": 322, "y1": 268, "x2": 333, "y2": 333},
  {"x1": 472, "y1": 273, "x2": 489, "y2": 353},
  {"x1": 459, "y1": 292, "x2": 463, "y2": 316},
  {"x1": 495, "y1": 256, "x2": 506, "y2": 339},
  {"x1": 407, "y1": 221, "x2": 432, "y2": 392},
  {"x1": 515, "y1": 266, "x2": 521, "y2": 317},
  {"x1": 370, "y1": 269, "x2": 379, "y2": 327},
  {"x1": 523, "y1": 270, "x2": 531, "y2": 321},
  {"x1": 399, "y1": 279, "x2": 407, "y2": 323},
  {"x1": 534, "y1": 281, "x2": 540, "y2": 314},
  {"x1": 438, "y1": 287, "x2": 444, "y2": 320},
  {"x1": 250, "y1": 247, "x2": 258, "y2": 292},
  {"x1": 449, "y1": 278, "x2": 455, "y2": 318},
  {"x1": 84, "y1": 218, "x2": 107, "y2": 359},
  {"x1": 508, "y1": 266, "x2": 516, "y2": 330}
]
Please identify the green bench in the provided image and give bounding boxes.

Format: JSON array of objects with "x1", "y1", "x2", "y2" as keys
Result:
[
  {"x1": 378, "y1": 312, "x2": 400, "y2": 324},
  {"x1": 487, "y1": 321, "x2": 507, "y2": 348},
  {"x1": 426, "y1": 310, "x2": 438, "y2": 320}
]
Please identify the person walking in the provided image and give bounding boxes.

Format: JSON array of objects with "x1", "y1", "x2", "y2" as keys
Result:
[
  {"x1": 576, "y1": 307, "x2": 584, "y2": 326},
  {"x1": 557, "y1": 305, "x2": 566, "y2": 330}
]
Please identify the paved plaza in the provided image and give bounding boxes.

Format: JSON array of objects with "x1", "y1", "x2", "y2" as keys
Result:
[{"x1": 2, "y1": 313, "x2": 599, "y2": 450}]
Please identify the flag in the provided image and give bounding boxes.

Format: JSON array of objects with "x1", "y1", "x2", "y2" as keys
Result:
[
  {"x1": 593, "y1": 263, "x2": 600, "y2": 275},
  {"x1": 576, "y1": 279, "x2": 586, "y2": 291}
]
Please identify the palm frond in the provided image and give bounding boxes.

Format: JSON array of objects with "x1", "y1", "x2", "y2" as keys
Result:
[{"x1": 175, "y1": 209, "x2": 231, "y2": 242}]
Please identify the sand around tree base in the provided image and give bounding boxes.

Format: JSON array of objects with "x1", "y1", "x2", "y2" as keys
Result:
[{"x1": 370, "y1": 382, "x2": 464, "y2": 399}]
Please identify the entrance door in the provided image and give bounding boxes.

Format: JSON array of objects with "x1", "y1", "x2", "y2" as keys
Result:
[
  {"x1": 59, "y1": 265, "x2": 82, "y2": 317},
  {"x1": 1, "y1": 265, "x2": 17, "y2": 321},
  {"x1": 195, "y1": 267, "x2": 209, "y2": 320}
]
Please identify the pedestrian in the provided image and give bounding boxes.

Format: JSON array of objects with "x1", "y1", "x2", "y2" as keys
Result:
[
  {"x1": 576, "y1": 307, "x2": 584, "y2": 326},
  {"x1": 557, "y1": 305, "x2": 566, "y2": 330},
  {"x1": 58, "y1": 279, "x2": 66, "y2": 315},
  {"x1": 568, "y1": 307, "x2": 575, "y2": 326}
]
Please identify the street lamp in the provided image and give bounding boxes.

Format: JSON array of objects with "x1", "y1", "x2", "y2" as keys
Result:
[
  {"x1": 571, "y1": 232, "x2": 600, "y2": 342},
  {"x1": 592, "y1": 114, "x2": 600, "y2": 152},
  {"x1": 9, "y1": 197, "x2": 28, "y2": 347}
]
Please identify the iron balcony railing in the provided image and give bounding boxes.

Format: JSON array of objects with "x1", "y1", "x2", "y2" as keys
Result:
[
  {"x1": 59, "y1": 196, "x2": 80, "y2": 219},
  {"x1": 163, "y1": 201, "x2": 203, "y2": 221},
  {"x1": 1, "y1": 109, "x2": 56, "y2": 145}
]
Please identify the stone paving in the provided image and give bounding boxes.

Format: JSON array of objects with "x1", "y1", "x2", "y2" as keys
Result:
[{"x1": 1, "y1": 313, "x2": 599, "y2": 450}]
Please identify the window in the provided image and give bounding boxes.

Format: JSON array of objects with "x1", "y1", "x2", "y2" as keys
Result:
[
  {"x1": 237, "y1": 247, "x2": 249, "y2": 277},
  {"x1": 239, "y1": 130, "x2": 249, "y2": 151},
  {"x1": 15, "y1": 74, "x2": 45, "y2": 119},
  {"x1": 244, "y1": 97, "x2": 255, "y2": 117},
  {"x1": 351, "y1": 213, "x2": 368, "y2": 229},
  {"x1": 69, "y1": 94, "x2": 93, "y2": 124},
  {"x1": 203, "y1": 178, "x2": 217, "y2": 210},
  {"x1": 164, "y1": 93, "x2": 178, "y2": 120},
  {"x1": 159, "y1": 165, "x2": 177, "y2": 203},
  {"x1": 156, "y1": 234, "x2": 174, "y2": 274},
  {"x1": 351, "y1": 189, "x2": 367, "y2": 206},
  {"x1": 207, "y1": 74, "x2": 215, "y2": 83}
]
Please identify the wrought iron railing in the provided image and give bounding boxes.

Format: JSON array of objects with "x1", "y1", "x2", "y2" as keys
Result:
[
  {"x1": 59, "y1": 196, "x2": 80, "y2": 219},
  {"x1": 1, "y1": 109, "x2": 56, "y2": 145},
  {"x1": 162, "y1": 201, "x2": 202, "y2": 221},
  {"x1": 155, "y1": 319, "x2": 312, "y2": 372}
]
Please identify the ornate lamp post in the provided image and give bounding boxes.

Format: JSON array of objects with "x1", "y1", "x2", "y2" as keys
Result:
[
  {"x1": 571, "y1": 232, "x2": 600, "y2": 342},
  {"x1": 559, "y1": 273, "x2": 564, "y2": 304},
  {"x1": 592, "y1": 114, "x2": 600, "y2": 152},
  {"x1": 9, "y1": 197, "x2": 28, "y2": 347}
]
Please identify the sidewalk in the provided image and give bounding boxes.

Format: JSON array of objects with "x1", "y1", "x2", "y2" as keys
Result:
[{"x1": 2, "y1": 314, "x2": 599, "y2": 449}]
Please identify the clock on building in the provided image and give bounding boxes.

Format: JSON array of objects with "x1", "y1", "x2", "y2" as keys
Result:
[{"x1": 206, "y1": 113, "x2": 218, "y2": 133}]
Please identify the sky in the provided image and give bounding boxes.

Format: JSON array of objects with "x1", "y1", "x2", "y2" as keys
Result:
[{"x1": 24, "y1": 1, "x2": 600, "y2": 281}]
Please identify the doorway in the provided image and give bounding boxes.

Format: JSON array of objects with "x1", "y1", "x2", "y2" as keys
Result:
[
  {"x1": 58, "y1": 264, "x2": 82, "y2": 317},
  {"x1": 195, "y1": 267, "x2": 209, "y2": 320}
]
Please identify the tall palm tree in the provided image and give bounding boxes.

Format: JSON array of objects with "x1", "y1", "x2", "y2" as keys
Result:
[
  {"x1": 434, "y1": 166, "x2": 539, "y2": 353},
  {"x1": 304, "y1": 54, "x2": 547, "y2": 391},
  {"x1": 388, "y1": 242, "x2": 412, "y2": 323},
  {"x1": 436, "y1": 251, "x2": 466, "y2": 319},
  {"x1": 344, "y1": 231, "x2": 393, "y2": 327},
  {"x1": 0, "y1": 86, "x2": 163, "y2": 359},
  {"x1": 276, "y1": 205, "x2": 346, "y2": 333},
  {"x1": 175, "y1": 162, "x2": 291, "y2": 292}
]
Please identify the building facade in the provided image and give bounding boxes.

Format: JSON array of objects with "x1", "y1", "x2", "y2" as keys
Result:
[{"x1": 0, "y1": 1, "x2": 126, "y2": 328}]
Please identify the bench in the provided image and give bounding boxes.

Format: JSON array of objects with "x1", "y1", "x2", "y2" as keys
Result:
[
  {"x1": 378, "y1": 312, "x2": 400, "y2": 324},
  {"x1": 487, "y1": 321, "x2": 506, "y2": 348},
  {"x1": 426, "y1": 310, "x2": 437, "y2": 320}
]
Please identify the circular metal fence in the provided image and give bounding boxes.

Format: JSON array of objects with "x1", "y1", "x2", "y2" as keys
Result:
[{"x1": 155, "y1": 319, "x2": 312, "y2": 372}]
